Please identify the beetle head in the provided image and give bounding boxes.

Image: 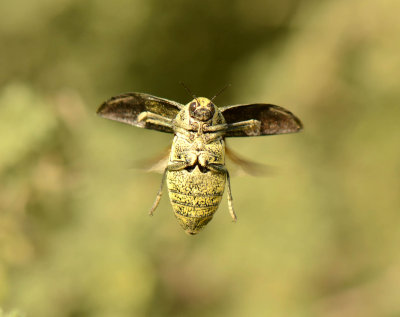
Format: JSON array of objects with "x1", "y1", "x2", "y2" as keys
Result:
[{"x1": 188, "y1": 97, "x2": 216, "y2": 122}]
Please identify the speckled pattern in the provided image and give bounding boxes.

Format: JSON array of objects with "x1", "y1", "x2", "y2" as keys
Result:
[{"x1": 167, "y1": 167, "x2": 225, "y2": 235}]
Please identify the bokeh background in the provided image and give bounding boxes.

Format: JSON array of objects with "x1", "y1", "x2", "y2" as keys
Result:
[{"x1": 1, "y1": 0, "x2": 400, "y2": 316}]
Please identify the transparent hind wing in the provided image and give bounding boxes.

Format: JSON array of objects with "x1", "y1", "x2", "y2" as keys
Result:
[
  {"x1": 135, "y1": 146, "x2": 171, "y2": 174},
  {"x1": 225, "y1": 145, "x2": 274, "y2": 177}
]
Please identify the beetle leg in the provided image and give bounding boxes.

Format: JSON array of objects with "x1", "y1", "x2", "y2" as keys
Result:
[
  {"x1": 207, "y1": 164, "x2": 237, "y2": 222},
  {"x1": 167, "y1": 161, "x2": 192, "y2": 171},
  {"x1": 149, "y1": 168, "x2": 168, "y2": 216},
  {"x1": 205, "y1": 120, "x2": 261, "y2": 136},
  {"x1": 203, "y1": 132, "x2": 225, "y2": 144},
  {"x1": 226, "y1": 120, "x2": 261, "y2": 135},
  {"x1": 204, "y1": 123, "x2": 227, "y2": 132},
  {"x1": 149, "y1": 161, "x2": 192, "y2": 215},
  {"x1": 138, "y1": 111, "x2": 174, "y2": 130},
  {"x1": 173, "y1": 126, "x2": 194, "y2": 140}
]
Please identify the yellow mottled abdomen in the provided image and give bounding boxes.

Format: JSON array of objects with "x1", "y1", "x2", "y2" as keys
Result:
[{"x1": 166, "y1": 166, "x2": 226, "y2": 235}]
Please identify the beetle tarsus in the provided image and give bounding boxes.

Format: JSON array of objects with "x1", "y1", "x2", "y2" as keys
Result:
[
  {"x1": 138, "y1": 111, "x2": 148, "y2": 122},
  {"x1": 149, "y1": 193, "x2": 162, "y2": 216},
  {"x1": 139, "y1": 111, "x2": 174, "y2": 130}
]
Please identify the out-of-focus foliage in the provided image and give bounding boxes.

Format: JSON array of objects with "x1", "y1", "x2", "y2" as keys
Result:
[
  {"x1": 0, "y1": 308, "x2": 24, "y2": 317},
  {"x1": 1, "y1": 0, "x2": 400, "y2": 316}
]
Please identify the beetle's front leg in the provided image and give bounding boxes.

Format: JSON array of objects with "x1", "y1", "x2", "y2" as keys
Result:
[
  {"x1": 138, "y1": 111, "x2": 174, "y2": 130},
  {"x1": 207, "y1": 163, "x2": 237, "y2": 222}
]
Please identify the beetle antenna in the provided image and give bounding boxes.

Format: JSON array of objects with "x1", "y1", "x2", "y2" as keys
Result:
[
  {"x1": 179, "y1": 82, "x2": 197, "y2": 99},
  {"x1": 211, "y1": 84, "x2": 231, "y2": 102}
]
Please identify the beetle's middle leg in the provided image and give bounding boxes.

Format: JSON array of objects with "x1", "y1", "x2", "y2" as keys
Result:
[
  {"x1": 207, "y1": 163, "x2": 237, "y2": 222},
  {"x1": 205, "y1": 120, "x2": 261, "y2": 136},
  {"x1": 148, "y1": 160, "x2": 193, "y2": 215}
]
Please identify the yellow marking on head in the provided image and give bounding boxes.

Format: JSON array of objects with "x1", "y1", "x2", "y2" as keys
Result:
[{"x1": 194, "y1": 97, "x2": 212, "y2": 107}]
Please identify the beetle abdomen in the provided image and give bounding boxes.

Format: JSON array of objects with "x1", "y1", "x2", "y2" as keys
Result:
[{"x1": 166, "y1": 166, "x2": 226, "y2": 235}]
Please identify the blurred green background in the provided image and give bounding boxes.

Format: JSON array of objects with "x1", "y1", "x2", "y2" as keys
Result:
[{"x1": 1, "y1": 0, "x2": 400, "y2": 316}]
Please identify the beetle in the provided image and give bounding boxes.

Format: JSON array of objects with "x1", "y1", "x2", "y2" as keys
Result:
[{"x1": 97, "y1": 90, "x2": 303, "y2": 235}]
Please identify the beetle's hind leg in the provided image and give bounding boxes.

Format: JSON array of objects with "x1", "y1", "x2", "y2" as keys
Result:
[
  {"x1": 207, "y1": 164, "x2": 237, "y2": 222},
  {"x1": 149, "y1": 168, "x2": 167, "y2": 216},
  {"x1": 225, "y1": 170, "x2": 237, "y2": 222},
  {"x1": 149, "y1": 161, "x2": 190, "y2": 215}
]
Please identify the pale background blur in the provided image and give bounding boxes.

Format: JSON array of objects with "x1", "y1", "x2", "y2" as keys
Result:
[{"x1": 1, "y1": 0, "x2": 400, "y2": 316}]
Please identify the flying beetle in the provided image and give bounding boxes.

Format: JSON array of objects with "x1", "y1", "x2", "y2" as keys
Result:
[{"x1": 97, "y1": 87, "x2": 303, "y2": 235}]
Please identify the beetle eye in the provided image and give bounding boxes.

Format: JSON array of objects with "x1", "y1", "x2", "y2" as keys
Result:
[
  {"x1": 189, "y1": 102, "x2": 197, "y2": 113},
  {"x1": 208, "y1": 103, "x2": 215, "y2": 117}
]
